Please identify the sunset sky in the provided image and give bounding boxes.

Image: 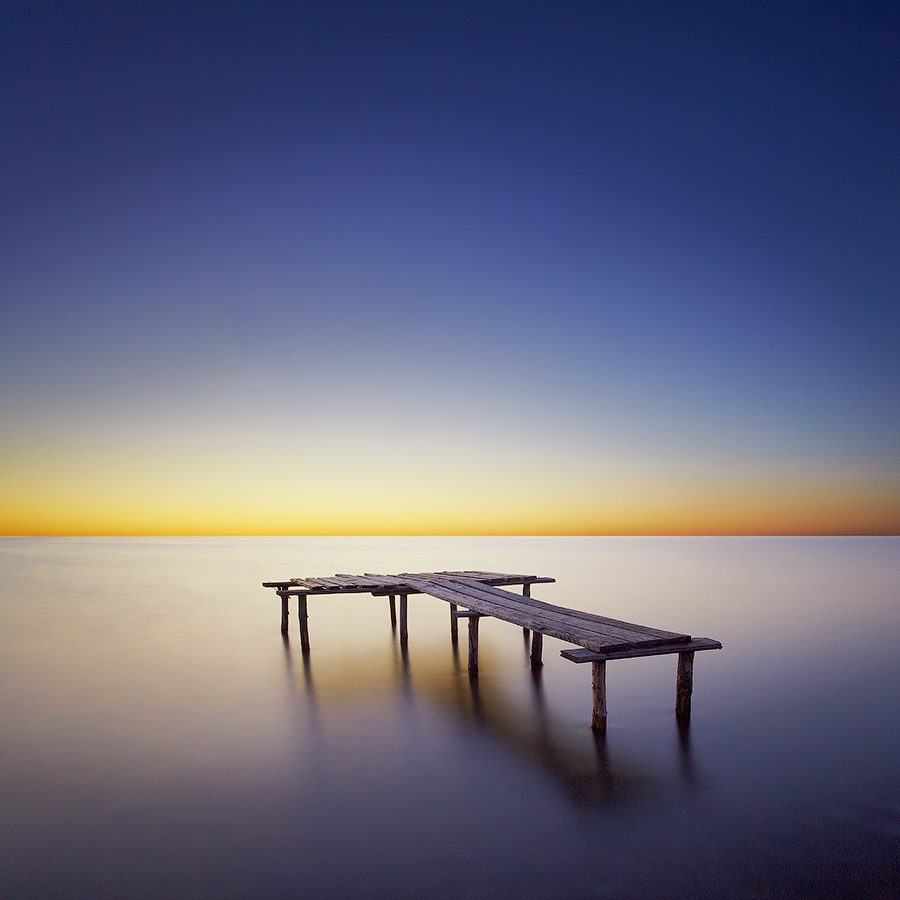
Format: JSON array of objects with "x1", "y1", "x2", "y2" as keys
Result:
[{"x1": 2, "y1": 1, "x2": 898, "y2": 535}]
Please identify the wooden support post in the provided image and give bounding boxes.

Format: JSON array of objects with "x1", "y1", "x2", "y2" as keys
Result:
[
  {"x1": 399, "y1": 594, "x2": 408, "y2": 645},
  {"x1": 530, "y1": 630, "x2": 543, "y2": 669},
  {"x1": 468, "y1": 615, "x2": 480, "y2": 675},
  {"x1": 298, "y1": 595, "x2": 310, "y2": 654},
  {"x1": 389, "y1": 595, "x2": 397, "y2": 629},
  {"x1": 592, "y1": 660, "x2": 607, "y2": 731},
  {"x1": 675, "y1": 650, "x2": 694, "y2": 720},
  {"x1": 522, "y1": 582, "x2": 532, "y2": 643},
  {"x1": 280, "y1": 593, "x2": 289, "y2": 635},
  {"x1": 449, "y1": 602, "x2": 458, "y2": 642}
]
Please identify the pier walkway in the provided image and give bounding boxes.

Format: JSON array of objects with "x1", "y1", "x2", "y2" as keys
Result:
[{"x1": 262, "y1": 570, "x2": 721, "y2": 730}]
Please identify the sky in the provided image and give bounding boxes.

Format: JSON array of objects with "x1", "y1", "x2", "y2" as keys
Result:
[{"x1": 1, "y1": 0, "x2": 898, "y2": 535}]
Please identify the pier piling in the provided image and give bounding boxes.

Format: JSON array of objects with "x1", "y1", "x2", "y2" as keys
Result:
[
  {"x1": 675, "y1": 650, "x2": 694, "y2": 720},
  {"x1": 592, "y1": 660, "x2": 607, "y2": 731}
]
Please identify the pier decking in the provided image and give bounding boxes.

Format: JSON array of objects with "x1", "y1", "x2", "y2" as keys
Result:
[{"x1": 262, "y1": 570, "x2": 721, "y2": 730}]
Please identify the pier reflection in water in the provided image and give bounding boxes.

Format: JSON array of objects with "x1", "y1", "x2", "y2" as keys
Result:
[{"x1": 281, "y1": 624, "x2": 696, "y2": 808}]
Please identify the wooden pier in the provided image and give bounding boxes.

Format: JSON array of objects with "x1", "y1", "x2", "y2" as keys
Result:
[{"x1": 262, "y1": 570, "x2": 721, "y2": 730}]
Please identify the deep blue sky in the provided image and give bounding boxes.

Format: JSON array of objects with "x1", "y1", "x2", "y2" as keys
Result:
[{"x1": 2, "y1": 1, "x2": 899, "y2": 532}]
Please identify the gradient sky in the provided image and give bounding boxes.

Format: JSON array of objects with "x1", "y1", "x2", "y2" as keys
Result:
[{"x1": 2, "y1": 0, "x2": 898, "y2": 534}]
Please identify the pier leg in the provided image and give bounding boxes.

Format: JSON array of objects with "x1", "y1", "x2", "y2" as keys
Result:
[
  {"x1": 298, "y1": 595, "x2": 310, "y2": 655},
  {"x1": 530, "y1": 631, "x2": 543, "y2": 669},
  {"x1": 675, "y1": 650, "x2": 694, "y2": 720},
  {"x1": 592, "y1": 660, "x2": 607, "y2": 731},
  {"x1": 468, "y1": 615, "x2": 480, "y2": 675},
  {"x1": 522, "y1": 583, "x2": 531, "y2": 642},
  {"x1": 449, "y1": 603, "x2": 458, "y2": 644},
  {"x1": 399, "y1": 595, "x2": 408, "y2": 645},
  {"x1": 389, "y1": 595, "x2": 397, "y2": 630},
  {"x1": 280, "y1": 593, "x2": 289, "y2": 635}
]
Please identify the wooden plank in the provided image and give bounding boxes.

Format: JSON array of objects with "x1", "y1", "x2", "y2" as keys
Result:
[
  {"x1": 278, "y1": 586, "x2": 391, "y2": 596},
  {"x1": 401, "y1": 577, "x2": 671, "y2": 653},
  {"x1": 302, "y1": 576, "x2": 351, "y2": 589},
  {"x1": 363, "y1": 573, "x2": 416, "y2": 589},
  {"x1": 262, "y1": 570, "x2": 557, "y2": 590},
  {"x1": 451, "y1": 577, "x2": 686, "y2": 642},
  {"x1": 561, "y1": 637, "x2": 722, "y2": 663},
  {"x1": 331, "y1": 574, "x2": 387, "y2": 588},
  {"x1": 419, "y1": 578, "x2": 687, "y2": 650},
  {"x1": 409, "y1": 579, "x2": 643, "y2": 650}
]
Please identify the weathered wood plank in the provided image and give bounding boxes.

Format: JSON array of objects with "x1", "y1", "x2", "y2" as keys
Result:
[
  {"x1": 412, "y1": 578, "x2": 687, "y2": 650},
  {"x1": 560, "y1": 637, "x2": 722, "y2": 663},
  {"x1": 452, "y1": 577, "x2": 686, "y2": 642},
  {"x1": 400, "y1": 577, "x2": 676, "y2": 653},
  {"x1": 446, "y1": 578, "x2": 666, "y2": 639},
  {"x1": 263, "y1": 571, "x2": 556, "y2": 590}
]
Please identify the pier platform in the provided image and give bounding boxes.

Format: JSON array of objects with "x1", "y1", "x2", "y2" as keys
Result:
[{"x1": 262, "y1": 569, "x2": 721, "y2": 730}]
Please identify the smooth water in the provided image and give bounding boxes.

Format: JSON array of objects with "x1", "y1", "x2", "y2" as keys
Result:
[{"x1": 1, "y1": 536, "x2": 899, "y2": 899}]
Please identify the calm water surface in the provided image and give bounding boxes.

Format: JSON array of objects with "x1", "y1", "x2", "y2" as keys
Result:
[{"x1": 1, "y1": 537, "x2": 899, "y2": 899}]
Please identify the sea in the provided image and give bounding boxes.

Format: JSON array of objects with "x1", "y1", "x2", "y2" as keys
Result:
[{"x1": 1, "y1": 536, "x2": 898, "y2": 899}]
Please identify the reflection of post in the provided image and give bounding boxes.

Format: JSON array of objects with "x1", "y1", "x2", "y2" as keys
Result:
[
  {"x1": 280, "y1": 592, "x2": 289, "y2": 635},
  {"x1": 301, "y1": 644, "x2": 315, "y2": 697},
  {"x1": 298, "y1": 595, "x2": 310, "y2": 655},
  {"x1": 592, "y1": 660, "x2": 607, "y2": 731},
  {"x1": 389, "y1": 595, "x2": 397, "y2": 632},
  {"x1": 282, "y1": 630, "x2": 317, "y2": 705},
  {"x1": 399, "y1": 595, "x2": 408, "y2": 645},
  {"x1": 676, "y1": 651, "x2": 694, "y2": 720},
  {"x1": 530, "y1": 665, "x2": 548, "y2": 738},
  {"x1": 282, "y1": 632, "x2": 293, "y2": 675},
  {"x1": 592, "y1": 728, "x2": 611, "y2": 786},
  {"x1": 468, "y1": 615, "x2": 480, "y2": 674},
  {"x1": 676, "y1": 718, "x2": 697, "y2": 787},
  {"x1": 530, "y1": 631, "x2": 543, "y2": 668},
  {"x1": 468, "y1": 665, "x2": 484, "y2": 719},
  {"x1": 400, "y1": 638, "x2": 411, "y2": 684}
]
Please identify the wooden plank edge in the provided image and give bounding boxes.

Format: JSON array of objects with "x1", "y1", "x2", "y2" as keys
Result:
[{"x1": 560, "y1": 638, "x2": 722, "y2": 663}]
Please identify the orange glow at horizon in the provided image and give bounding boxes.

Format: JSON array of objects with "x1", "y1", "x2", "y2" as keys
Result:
[{"x1": 3, "y1": 432, "x2": 897, "y2": 536}]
